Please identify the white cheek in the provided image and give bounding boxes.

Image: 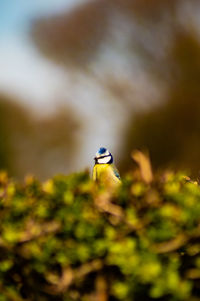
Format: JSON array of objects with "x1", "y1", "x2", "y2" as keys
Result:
[{"x1": 98, "y1": 156, "x2": 111, "y2": 164}]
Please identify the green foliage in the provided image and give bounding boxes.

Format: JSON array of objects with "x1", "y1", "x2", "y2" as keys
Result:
[{"x1": 0, "y1": 169, "x2": 200, "y2": 300}]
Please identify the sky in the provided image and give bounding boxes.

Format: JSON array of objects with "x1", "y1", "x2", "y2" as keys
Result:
[{"x1": 0, "y1": 0, "x2": 88, "y2": 112}]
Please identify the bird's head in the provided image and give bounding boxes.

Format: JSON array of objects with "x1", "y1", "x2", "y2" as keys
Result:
[{"x1": 94, "y1": 147, "x2": 113, "y2": 164}]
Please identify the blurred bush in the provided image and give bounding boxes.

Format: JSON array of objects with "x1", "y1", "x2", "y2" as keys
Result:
[
  {"x1": 0, "y1": 156, "x2": 200, "y2": 300},
  {"x1": 0, "y1": 94, "x2": 81, "y2": 179}
]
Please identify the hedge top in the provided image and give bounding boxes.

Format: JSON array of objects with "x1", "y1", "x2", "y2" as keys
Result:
[{"x1": 0, "y1": 152, "x2": 200, "y2": 300}]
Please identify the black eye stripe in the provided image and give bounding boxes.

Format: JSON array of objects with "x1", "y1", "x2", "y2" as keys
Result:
[{"x1": 98, "y1": 154, "x2": 111, "y2": 159}]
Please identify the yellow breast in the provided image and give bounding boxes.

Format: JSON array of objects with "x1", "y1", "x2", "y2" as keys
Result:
[{"x1": 93, "y1": 164, "x2": 120, "y2": 187}]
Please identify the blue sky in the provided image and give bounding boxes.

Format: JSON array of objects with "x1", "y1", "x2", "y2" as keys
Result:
[
  {"x1": 0, "y1": 0, "x2": 83, "y2": 36},
  {"x1": 0, "y1": 0, "x2": 88, "y2": 111}
]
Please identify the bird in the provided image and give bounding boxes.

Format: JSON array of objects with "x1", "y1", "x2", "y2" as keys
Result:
[{"x1": 93, "y1": 147, "x2": 121, "y2": 186}]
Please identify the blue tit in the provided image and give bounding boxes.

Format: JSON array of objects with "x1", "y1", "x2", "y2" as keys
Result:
[{"x1": 93, "y1": 147, "x2": 121, "y2": 186}]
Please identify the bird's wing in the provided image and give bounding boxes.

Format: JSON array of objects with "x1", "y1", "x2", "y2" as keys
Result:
[{"x1": 113, "y1": 166, "x2": 121, "y2": 180}]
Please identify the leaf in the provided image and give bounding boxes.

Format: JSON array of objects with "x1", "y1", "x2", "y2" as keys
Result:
[{"x1": 132, "y1": 150, "x2": 153, "y2": 183}]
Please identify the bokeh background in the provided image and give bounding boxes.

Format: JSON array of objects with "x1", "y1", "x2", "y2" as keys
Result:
[{"x1": 1, "y1": 0, "x2": 200, "y2": 179}]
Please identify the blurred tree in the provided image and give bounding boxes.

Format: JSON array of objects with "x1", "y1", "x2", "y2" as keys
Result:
[
  {"x1": 0, "y1": 94, "x2": 32, "y2": 175},
  {"x1": 31, "y1": 0, "x2": 181, "y2": 76},
  {"x1": 122, "y1": 31, "x2": 200, "y2": 176},
  {"x1": 32, "y1": 0, "x2": 200, "y2": 175},
  {"x1": 0, "y1": 94, "x2": 81, "y2": 179},
  {"x1": 32, "y1": 0, "x2": 109, "y2": 67}
]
